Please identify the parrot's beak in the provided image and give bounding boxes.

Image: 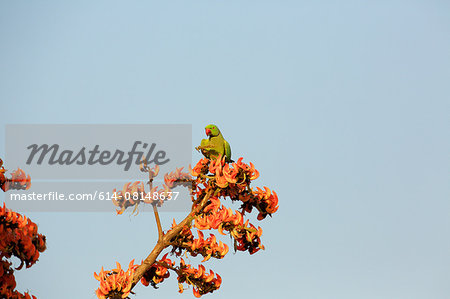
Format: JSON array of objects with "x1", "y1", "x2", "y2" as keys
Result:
[{"x1": 205, "y1": 128, "x2": 211, "y2": 136}]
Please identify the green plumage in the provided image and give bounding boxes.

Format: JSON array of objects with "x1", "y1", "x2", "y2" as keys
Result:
[{"x1": 198, "y1": 124, "x2": 232, "y2": 162}]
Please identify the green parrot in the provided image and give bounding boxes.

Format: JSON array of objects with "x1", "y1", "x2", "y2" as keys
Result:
[{"x1": 198, "y1": 124, "x2": 232, "y2": 162}]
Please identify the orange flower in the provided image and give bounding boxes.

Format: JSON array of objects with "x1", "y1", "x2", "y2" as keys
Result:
[
  {"x1": 208, "y1": 155, "x2": 225, "y2": 174},
  {"x1": 1, "y1": 168, "x2": 31, "y2": 191},
  {"x1": 222, "y1": 164, "x2": 239, "y2": 183},
  {"x1": 249, "y1": 162, "x2": 259, "y2": 180},
  {"x1": 215, "y1": 173, "x2": 228, "y2": 188},
  {"x1": 164, "y1": 167, "x2": 191, "y2": 188},
  {"x1": 189, "y1": 158, "x2": 209, "y2": 176},
  {"x1": 194, "y1": 215, "x2": 209, "y2": 230},
  {"x1": 94, "y1": 260, "x2": 137, "y2": 299},
  {"x1": 177, "y1": 261, "x2": 222, "y2": 298},
  {"x1": 203, "y1": 197, "x2": 221, "y2": 214}
]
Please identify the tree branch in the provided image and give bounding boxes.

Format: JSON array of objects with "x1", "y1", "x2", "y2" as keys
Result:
[
  {"x1": 148, "y1": 169, "x2": 163, "y2": 241},
  {"x1": 152, "y1": 203, "x2": 163, "y2": 242},
  {"x1": 130, "y1": 188, "x2": 215, "y2": 288}
]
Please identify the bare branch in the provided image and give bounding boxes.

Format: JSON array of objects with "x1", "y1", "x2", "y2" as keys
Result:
[{"x1": 153, "y1": 203, "x2": 163, "y2": 242}]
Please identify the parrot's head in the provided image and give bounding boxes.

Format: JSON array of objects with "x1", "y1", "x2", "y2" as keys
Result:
[{"x1": 205, "y1": 124, "x2": 220, "y2": 137}]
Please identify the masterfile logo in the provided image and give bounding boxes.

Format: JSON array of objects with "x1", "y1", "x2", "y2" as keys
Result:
[{"x1": 26, "y1": 141, "x2": 170, "y2": 171}]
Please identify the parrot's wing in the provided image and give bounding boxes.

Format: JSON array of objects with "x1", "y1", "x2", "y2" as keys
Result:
[
  {"x1": 199, "y1": 139, "x2": 211, "y2": 158},
  {"x1": 224, "y1": 139, "x2": 232, "y2": 162}
]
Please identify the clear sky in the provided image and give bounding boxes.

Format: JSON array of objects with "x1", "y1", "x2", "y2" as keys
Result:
[{"x1": 1, "y1": 1, "x2": 449, "y2": 298}]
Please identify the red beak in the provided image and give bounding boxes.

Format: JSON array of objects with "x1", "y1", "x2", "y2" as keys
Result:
[{"x1": 205, "y1": 128, "x2": 211, "y2": 136}]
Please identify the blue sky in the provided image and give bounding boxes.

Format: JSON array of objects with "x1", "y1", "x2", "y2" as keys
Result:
[{"x1": 1, "y1": 1, "x2": 449, "y2": 298}]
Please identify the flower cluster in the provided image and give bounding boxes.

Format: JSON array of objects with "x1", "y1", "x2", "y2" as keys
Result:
[
  {"x1": 194, "y1": 204, "x2": 243, "y2": 231},
  {"x1": 141, "y1": 253, "x2": 174, "y2": 288},
  {"x1": 0, "y1": 159, "x2": 4, "y2": 187},
  {"x1": 0, "y1": 260, "x2": 37, "y2": 299},
  {"x1": 189, "y1": 230, "x2": 229, "y2": 262},
  {"x1": 177, "y1": 258, "x2": 222, "y2": 298},
  {"x1": 0, "y1": 203, "x2": 46, "y2": 268},
  {"x1": 233, "y1": 221, "x2": 265, "y2": 255},
  {"x1": 189, "y1": 156, "x2": 278, "y2": 219},
  {"x1": 170, "y1": 220, "x2": 229, "y2": 262},
  {"x1": 0, "y1": 203, "x2": 46, "y2": 299},
  {"x1": 139, "y1": 251, "x2": 223, "y2": 298},
  {"x1": 94, "y1": 260, "x2": 137, "y2": 299},
  {"x1": 239, "y1": 186, "x2": 279, "y2": 220},
  {"x1": 113, "y1": 164, "x2": 192, "y2": 215},
  {"x1": 191, "y1": 156, "x2": 259, "y2": 189},
  {"x1": 189, "y1": 157, "x2": 209, "y2": 177},
  {"x1": 112, "y1": 181, "x2": 146, "y2": 215},
  {"x1": 168, "y1": 221, "x2": 194, "y2": 255},
  {"x1": 0, "y1": 159, "x2": 31, "y2": 191},
  {"x1": 194, "y1": 202, "x2": 265, "y2": 255},
  {"x1": 164, "y1": 167, "x2": 192, "y2": 189}
]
